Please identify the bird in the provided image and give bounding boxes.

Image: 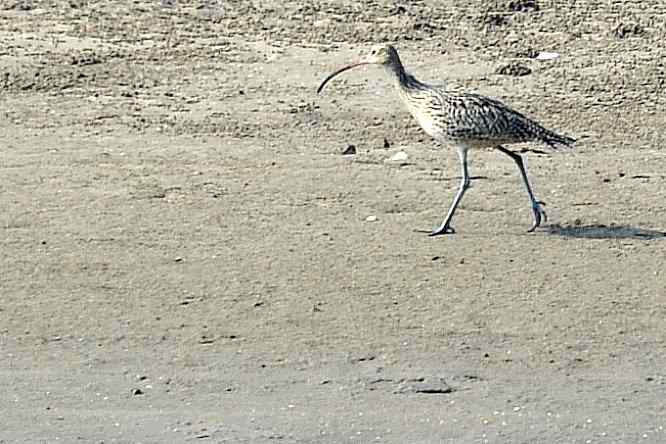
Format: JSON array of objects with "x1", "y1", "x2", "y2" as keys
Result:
[{"x1": 317, "y1": 44, "x2": 575, "y2": 236}]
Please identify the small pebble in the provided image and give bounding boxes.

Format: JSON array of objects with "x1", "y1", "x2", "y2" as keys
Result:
[
  {"x1": 389, "y1": 151, "x2": 408, "y2": 162},
  {"x1": 365, "y1": 215, "x2": 377, "y2": 222},
  {"x1": 536, "y1": 51, "x2": 560, "y2": 60},
  {"x1": 397, "y1": 376, "x2": 453, "y2": 394}
]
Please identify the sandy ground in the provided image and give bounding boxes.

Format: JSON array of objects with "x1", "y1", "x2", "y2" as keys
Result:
[{"x1": 1, "y1": 1, "x2": 666, "y2": 443}]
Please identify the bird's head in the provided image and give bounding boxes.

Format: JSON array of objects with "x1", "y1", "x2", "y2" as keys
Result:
[
  {"x1": 360, "y1": 44, "x2": 399, "y2": 66},
  {"x1": 317, "y1": 44, "x2": 401, "y2": 93}
]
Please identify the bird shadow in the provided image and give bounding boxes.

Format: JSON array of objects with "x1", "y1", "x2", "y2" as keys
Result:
[{"x1": 545, "y1": 223, "x2": 666, "y2": 240}]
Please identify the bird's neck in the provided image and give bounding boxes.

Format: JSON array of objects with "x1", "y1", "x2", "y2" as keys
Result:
[{"x1": 387, "y1": 60, "x2": 428, "y2": 92}]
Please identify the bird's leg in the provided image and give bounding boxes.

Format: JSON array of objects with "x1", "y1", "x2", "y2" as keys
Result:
[
  {"x1": 430, "y1": 146, "x2": 470, "y2": 236},
  {"x1": 496, "y1": 145, "x2": 547, "y2": 232}
]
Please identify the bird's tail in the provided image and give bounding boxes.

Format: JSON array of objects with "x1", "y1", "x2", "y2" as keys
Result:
[{"x1": 541, "y1": 127, "x2": 576, "y2": 149}]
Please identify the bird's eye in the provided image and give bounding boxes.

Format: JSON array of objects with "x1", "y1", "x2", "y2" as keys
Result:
[{"x1": 371, "y1": 50, "x2": 376, "y2": 54}]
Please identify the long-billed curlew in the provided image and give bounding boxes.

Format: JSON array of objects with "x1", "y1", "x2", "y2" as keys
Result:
[{"x1": 317, "y1": 44, "x2": 575, "y2": 236}]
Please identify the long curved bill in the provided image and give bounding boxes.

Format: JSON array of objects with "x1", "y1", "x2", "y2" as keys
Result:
[{"x1": 317, "y1": 62, "x2": 369, "y2": 94}]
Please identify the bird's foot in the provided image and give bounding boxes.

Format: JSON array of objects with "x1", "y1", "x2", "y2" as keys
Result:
[
  {"x1": 527, "y1": 200, "x2": 547, "y2": 232},
  {"x1": 429, "y1": 225, "x2": 456, "y2": 236}
]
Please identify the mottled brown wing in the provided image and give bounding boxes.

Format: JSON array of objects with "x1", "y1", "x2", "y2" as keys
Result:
[{"x1": 442, "y1": 93, "x2": 574, "y2": 147}]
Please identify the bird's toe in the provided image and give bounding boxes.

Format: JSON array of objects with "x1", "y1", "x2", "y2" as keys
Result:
[
  {"x1": 528, "y1": 201, "x2": 547, "y2": 232},
  {"x1": 429, "y1": 226, "x2": 456, "y2": 236}
]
